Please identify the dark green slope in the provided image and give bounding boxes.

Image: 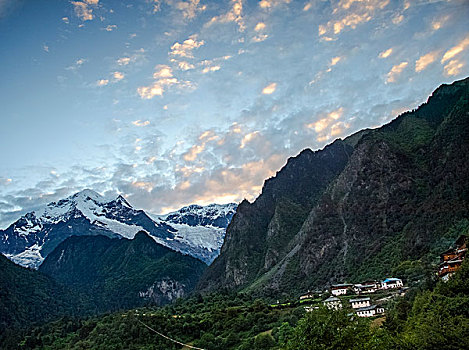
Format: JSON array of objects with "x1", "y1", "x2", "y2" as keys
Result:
[
  {"x1": 0, "y1": 254, "x2": 84, "y2": 347},
  {"x1": 198, "y1": 77, "x2": 469, "y2": 296},
  {"x1": 197, "y1": 140, "x2": 354, "y2": 294},
  {"x1": 39, "y1": 232, "x2": 207, "y2": 310}
]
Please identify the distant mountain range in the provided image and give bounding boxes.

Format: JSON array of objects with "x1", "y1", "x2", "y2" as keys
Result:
[
  {"x1": 0, "y1": 189, "x2": 236, "y2": 268},
  {"x1": 198, "y1": 77, "x2": 469, "y2": 296}
]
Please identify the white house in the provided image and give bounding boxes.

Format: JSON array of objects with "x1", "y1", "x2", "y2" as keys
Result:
[
  {"x1": 356, "y1": 305, "x2": 385, "y2": 317},
  {"x1": 323, "y1": 296, "x2": 342, "y2": 310},
  {"x1": 353, "y1": 281, "x2": 379, "y2": 294},
  {"x1": 300, "y1": 292, "x2": 315, "y2": 300},
  {"x1": 331, "y1": 284, "x2": 352, "y2": 296},
  {"x1": 381, "y1": 278, "x2": 403, "y2": 289},
  {"x1": 349, "y1": 297, "x2": 371, "y2": 309}
]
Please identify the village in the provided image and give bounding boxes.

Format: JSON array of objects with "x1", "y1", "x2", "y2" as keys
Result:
[{"x1": 297, "y1": 235, "x2": 467, "y2": 319}]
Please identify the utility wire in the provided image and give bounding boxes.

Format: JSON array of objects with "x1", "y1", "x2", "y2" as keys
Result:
[{"x1": 137, "y1": 319, "x2": 205, "y2": 350}]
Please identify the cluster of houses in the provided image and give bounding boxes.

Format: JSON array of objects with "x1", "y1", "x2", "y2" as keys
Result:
[
  {"x1": 330, "y1": 277, "x2": 403, "y2": 297},
  {"x1": 439, "y1": 235, "x2": 467, "y2": 281},
  {"x1": 302, "y1": 276, "x2": 404, "y2": 318}
]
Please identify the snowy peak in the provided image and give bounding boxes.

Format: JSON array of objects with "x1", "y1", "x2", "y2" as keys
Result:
[
  {"x1": 1, "y1": 191, "x2": 238, "y2": 268},
  {"x1": 159, "y1": 203, "x2": 237, "y2": 228}
]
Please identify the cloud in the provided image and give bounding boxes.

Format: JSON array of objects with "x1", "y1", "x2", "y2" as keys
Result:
[
  {"x1": 43, "y1": 45, "x2": 49, "y2": 52},
  {"x1": 0, "y1": 178, "x2": 12, "y2": 186},
  {"x1": 205, "y1": 0, "x2": 245, "y2": 32},
  {"x1": 318, "y1": 0, "x2": 390, "y2": 38},
  {"x1": 431, "y1": 14, "x2": 449, "y2": 31},
  {"x1": 379, "y1": 48, "x2": 393, "y2": 59},
  {"x1": 443, "y1": 59, "x2": 464, "y2": 76},
  {"x1": 97, "y1": 79, "x2": 109, "y2": 86},
  {"x1": 259, "y1": 0, "x2": 291, "y2": 9},
  {"x1": 66, "y1": 58, "x2": 87, "y2": 70},
  {"x1": 132, "y1": 120, "x2": 150, "y2": 127},
  {"x1": 104, "y1": 24, "x2": 117, "y2": 32},
  {"x1": 172, "y1": 0, "x2": 206, "y2": 19},
  {"x1": 71, "y1": 1, "x2": 97, "y2": 21},
  {"x1": 305, "y1": 107, "x2": 350, "y2": 142},
  {"x1": 254, "y1": 22, "x2": 266, "y2": 31},
  {"x1": 386, "y1": 61, "x2": 408, "y2": 83},
  {"x1": 62, "y1": 16, "x2": 69, "y2": 24},
  {"x1": 137, "y1": 65, "x2": 193, "y2": 99},
  {"x1": 262, "y1": 82, "x2": 277, "y2": 94},
  {"x1": 441, "y1": 35, "x2": 469, "y2": 63},
  {"x1": 202, "y1": 65, "x2": 221, "y2": 74},
  {"x1": 415, "y1": 51, "x2": 437, "y2": 72},
  {"x1": 177, "y1": 61, "x2": 195, "y2": 70},
  {"x1": 113, "y1": 71, "x2": 125, "y2": 82},
  {"x1": 330, "y1": 56, "x2": 341, "y2": 66},
  {"x1": 170, "y1": 35, "x2": 204, "y2": 58},
  {"x1": 116, "y1": 48, "x2": 146, "y2": 66}
]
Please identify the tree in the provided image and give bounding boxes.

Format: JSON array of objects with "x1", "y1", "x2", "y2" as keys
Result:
[{"x1": 285, "y1": 307, "x2": 372, "y2": 350}]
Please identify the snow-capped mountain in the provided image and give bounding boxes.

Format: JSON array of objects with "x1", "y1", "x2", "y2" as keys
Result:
[
  {"x1": 152, "y1": 203, "x2": 238, "y2": 264},
  {"x1": 0, "y1": 189, "x2": 237, "y2": 268}
]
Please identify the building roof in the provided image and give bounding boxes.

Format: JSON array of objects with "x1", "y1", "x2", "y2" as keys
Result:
[
  {"x1": 354, "y1": 283, "x2": 376, "y2": 288},
  {"x1": 382, "y1": 278, "x2": 401, "y2": 283},
  {"x1": 323, "y1": 296, "x2": 340, "y2": 303},
  {"x1": 356, "y1": 305, "x2": 378, "y2": 312},
  {"x1": 331, "y1": 283, "x2": 352, "y2": 288},
  {"x1": 349, "y1": 297, "x2": 371, "y2": 303}
]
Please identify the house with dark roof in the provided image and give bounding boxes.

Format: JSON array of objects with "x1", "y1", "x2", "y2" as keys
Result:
[
  {"x1": 331, "y1": 283, "x2": 352, "y2": 296},
  {"x1": 381, "y1": 278, "x2": 403, "y2": 289},
  {"x1": 439, "y1": 235, "x2": 467, "y2": 281},
  {"x1": 356, "y1": 304, "x2": 385, "y2": 318},
  {"x1": 323, "y1": 296, "x2": 342, "y2": 310}
]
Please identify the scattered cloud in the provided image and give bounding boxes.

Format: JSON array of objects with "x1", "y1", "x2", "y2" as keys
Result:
[
  {"x1": 62, "y1": 16, "x2": 69, "y2": 24},
  {"x1": 254, "y1": 22, "x2": 266, "y2": 31},
  {"x1": 305, "y1": 107, "x2": 350, "y2": 142},
  {"x1": 441, "y1": 35, "x2": 469, "y2": 63},
  {"x1": 379, "y1": 48, "x2": 393, "y2": 59},
  {"x1": 113, "y1": 71, "x2": 125, "y2": 82},
  {"x1": 43, "y1": 45, "x2": 49, "y2": 52},
  {"x1": 202, "y1": 65, "x2": 221, "y2": 74},
  {"x1": 97, "y1": 79, "x2": 109, "y2": 86},
  {"x1": 178, "y1": 61, "x2": 195, "y2": 70},
  {"x1": 330, "y1": 56, "x2": 341, "y2": 66},
  {"x1": 137, "y1": 64, "x2": 193, "y2": 99},
  {"x1": 431, "y1": 15, "x2": 449, "y2": 31},
  {"x1": 170, "y1": 35, "x2": 204, "y2": 58},
  {"x1": 386, "y1": 61, "x2": 408, "y2": 83},
  {"x1": 262, "y1": 82, "x2": 277, "y2": 94},
  {"x1": 66, "y1": 58, "x2": 87, "y2": 70},
  {"x1": 71, "y1": 1, "x2": 99, "y2": 21},
  {"x1": 205, "y1": 0, "x2": 245, "y2": 32},
  {"x1": 104, "y1": 24, "x2": 117, "y2": 32},
  {"x1": 415, "y1": 51, "x2": 438, "y2": 72},
  {"x1": 116, "y1": 48, "x2": 146, "y2": 66},
  {"x1": 259, "y1": 0, "x2": 291, "y2": 9},
  {"x1": 318, "y1": 0, "x2": 390, "y2": 38},
  {"x1": 132, "y1": 120, "x2": 151, "y2": 127},
  {"x1": 443, "y1": 59, "x2": 464, "y2": 76}
]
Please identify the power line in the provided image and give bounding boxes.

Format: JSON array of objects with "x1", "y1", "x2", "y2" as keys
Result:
[{"x1": 137, "y1": 319, "x2": 205, "y2": 350}]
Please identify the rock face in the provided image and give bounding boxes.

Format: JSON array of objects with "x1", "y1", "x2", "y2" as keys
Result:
[
  {"x1": 139, "y1": 278, "x2": 186, "y2": 304},
  {"x1": 39, "y1": 231, "x2": 207, "y2": 309},
  {"x1": 197, "y1": 77, "x2": 469, "y2": 296}
]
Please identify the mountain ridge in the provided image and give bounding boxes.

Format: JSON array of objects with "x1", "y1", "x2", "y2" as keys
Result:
[
  {"x1": 197, "y1": 77, "x2": 469, "y2": 296},
  {"x1": 0, "y1": 191, "x2": 237, "y2": 267}
]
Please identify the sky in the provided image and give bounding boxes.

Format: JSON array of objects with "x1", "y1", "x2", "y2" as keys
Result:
[{"x1": 0, "y1": 0, "x2": 468, "y2": 228}]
